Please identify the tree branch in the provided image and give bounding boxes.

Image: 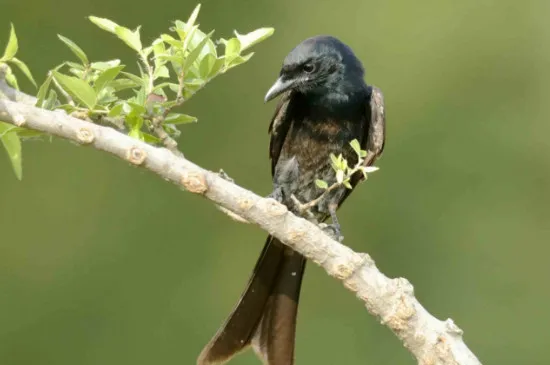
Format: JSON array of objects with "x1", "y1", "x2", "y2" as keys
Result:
[{"x1": 0, "y1": 78, "x2": 482, "y2": 365}]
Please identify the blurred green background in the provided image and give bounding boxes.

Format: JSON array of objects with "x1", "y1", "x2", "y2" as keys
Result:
[{"x1": 1, "y1": 0, "x2": 550, "y2": 364}]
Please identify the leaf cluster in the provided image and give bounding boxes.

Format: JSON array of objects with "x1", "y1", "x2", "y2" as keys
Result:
[{"x1": 0, "y1": 4, "x2": 274, "y2": 179}]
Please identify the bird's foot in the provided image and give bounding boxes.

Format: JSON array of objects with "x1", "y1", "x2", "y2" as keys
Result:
[
  {"x1": 267, "y1": 187, "x2": 284, "y2": 203},
  {"x1": 218, "y1": 169, "x2": 234, "y2": 183},
  {"x1": 290, "y1": 194, "x2": 316, "y2": 220},
  {"x1": 319, "y1": 223, "x2": 344, "y2": 242}
]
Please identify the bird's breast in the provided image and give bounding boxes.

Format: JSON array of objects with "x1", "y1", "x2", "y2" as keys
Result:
[{"x1": 273, "y1": 117, "x2": 362, "y2": 212}]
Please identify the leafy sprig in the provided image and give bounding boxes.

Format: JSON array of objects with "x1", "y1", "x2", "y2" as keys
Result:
[
  {"x1": 294, "y1": 139, "x2": 379, "y2": 214},
  {"x1": 0, "y1": 4, "x2": 274, "y2": 178}
]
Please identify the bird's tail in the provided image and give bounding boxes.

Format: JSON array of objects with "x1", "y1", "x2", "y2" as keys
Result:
[{"x1": 197, "y1": 235, "x2": 306, "y2": 365}]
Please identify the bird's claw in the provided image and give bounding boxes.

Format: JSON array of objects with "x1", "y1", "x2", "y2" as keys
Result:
[
  {"x1": 267, "y1": 187, "x2": 284, "y2": 203},
  {"x1": 218, "y1": 169, "x2": 234, "y2": 183},
  {"x1": 319, "y1": 223, "x2": 344, "y2": 242}
]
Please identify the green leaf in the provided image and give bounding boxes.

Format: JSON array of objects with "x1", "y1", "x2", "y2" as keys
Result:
[
  {"x1": 36, "y1": 74, "x2": 52, "y2": 107},
  {"x1": 152, "y1": 82, "x2": 178, "y2": 93},
  {"x1": 8, "y1": 57, "x2": 36, "y2": 87},
  {"x1": 66, "y1": 61, "x2": 85, "y2": 70},
  {"x1": 223, "y1": 38, "x2": 241, "y2": 65},
  {"x1": 120, "y1": 71, "x2": 144, "y2": 86},
  {"x1": 1, "y1": 23, "x2": 18, "y2": 62},
  {"x1": 199, "y1": 53, "x2": 215, "y2": 79},
  {"x1": 234, "y1": 28, "x2": 274, "y2": 52},
  {"x1": 115, "y1": 26, "x2": 142, "y2": 52},
  {"x1": 350, "y1": 139, "x2": 361, "y2": 156},
  {"x1": 53, "y1": 71, "x2": 97, "y2": 109},
  {"x1": 94, "y1": 65, "x2": 125, "y2": 92},
  {"x1": 330, "y1": 153, "x2": 340, "y2": 170},
  {"x1": 108, "y1": 103, "x2": 123, "y2": 117},
  {"x1": 227, "y1": 52, "x2": 254, "y2": 68},
  {"x1": 185, "y1": 4, "x2": 201, "y2": 32},
  {"x1": 110, "y1": 78, "x2": 140, "y2": 91},
  {"x1": 183, "y1": 31, "x2": 214, "y2": 71},
  {"x1": 180, "y1": 25, "x2": 198, "y2": 49},
  {"x1": 336, "y1": 169, "x2": 344, "y2": 184},
  {"x1": 89, "y1": 16, "x2": 119, "y2": 33},
  {"x1": 315, "y1": 179, "x2": 328, "y2": 189},
  {"x1": 5, "y1": 66, "x2": 19, "y2": 89},
  {"x1": 142, "y1": 132, "x2": 160, "y2": 144},
  {"x1": 127, "y1": 102, "x2": 146, "y2": 114},
  {"x1": 343, "y1": 180, "x2": 352, "y2": 189},
  {"x1": 153, "y1": 65, "x2": 169, "y2": 79},
  {"x1": 160, "y1": 34, "x2": 182, "y2": 48},
  {"x1": 91, "y1": 59, "x2": 121, "y2": 71},
  {"x1": 43, "y1": 89, "x2": 59, "y2": 110},
  {"x1": 209, "y1": 57, "x2": 225, "y2": 77},
  {"x1": 165, "y1": 113, "x2": 197, "y2": 124},
  {"x1": 57, "y1": 34, "x2": 89, "y2": 64},
  {"x1": 0, "y1": 122, "x2": 22, "y2": 180}
]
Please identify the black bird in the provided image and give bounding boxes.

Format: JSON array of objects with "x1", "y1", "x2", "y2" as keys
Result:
[{"x1": 198, "y1": 35, "x2": 386, "y2": 365}]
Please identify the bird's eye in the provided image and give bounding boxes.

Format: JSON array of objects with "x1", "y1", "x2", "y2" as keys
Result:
[{"x1": 302, "y1": 63, "x2": 315, "y2": 73}]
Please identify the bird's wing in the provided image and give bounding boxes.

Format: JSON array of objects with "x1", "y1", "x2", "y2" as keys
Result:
[
  {"x1": 268, "y1": 91, "x2": 294, "y2": 176},
  {"x1": 362, "y1": 85, "x2": 386, "y2": 167},
  {"x1": 343, "y1": 85, "x2": 386, "y2": 202}
]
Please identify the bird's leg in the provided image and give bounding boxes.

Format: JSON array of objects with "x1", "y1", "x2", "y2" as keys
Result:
[
  {"x1": 319, "y1": 203, "x2": 344, "y2": 242},
  {"x1": 267, "y1": 186, "x2": 284, "y2": 203}
]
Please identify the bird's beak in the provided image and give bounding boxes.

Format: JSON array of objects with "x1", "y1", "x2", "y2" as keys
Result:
[{"x1": 264, "y1": 77, "x2": 294, "y2": 102}]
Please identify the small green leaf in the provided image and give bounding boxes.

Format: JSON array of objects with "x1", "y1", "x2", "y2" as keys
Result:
[
  {"x1": 1, "y1": 23, "x2": 18, "y2": 62},
  {"x1": 153, "y1": 65, "x2": 169, "y2": 79},
  {"x1": 89, "y1": 16, "x2": 119, "y2": 33},
  {"x1": 57, "y1": 34, "x2": 89, "y2": 65},
  {"x1": 43, "y1": 89, "x2": 59, "y2": 110},
  {"x1": 91, "y1": 59, "x2": 121, "y2": 71},
  {"x1": 330, "y1": 153, "x2": 339, "y2": 169},
  {"x1": 0, "y1": 122, "x2": 22, "y2": 180},
  {"x1": 360, "y1": 150, "x2": 367, "y2": 157},
  {"x1": 343, "y1": 180, "x2": 352, "y2": 189},
  {"x1": 53, "y1": 71, "x2": 97, "y2": 109},
  {"x1": 227, "y1": 52, "x2": 254, "y2": 68},
  {"x1": 180, "y1": 25, "x2": 198, "y2": 49},
  {"x1": 160, "y1": 34, "x2": 182, "y2": 48},
  {"x1": 315, "y1": 179, "x2": 328, "y2": 189},
  {"x1": 209, "y1": 57, "x2": 225, "y2": 77},
  {"x1": 185, "y1": 4, "x2": 201, "y2": 32},
  {"x1": 223, "y1": 38, "x2": 241, "y2": 65},
  {"x1": 110, "y1": 78, "x2": 140, "y2": 91},
  {"x1": 142, "y1": 132, "x2": 160, "y2": 144},
  {"x1": 115, "y1": 26, "x2": 142, "y2": 52},
  {"x1": 183, "y1": 31, "x2": 214, "y2": 71},
  {"x1": 336, "y1": 169, "x2": 344, "y2": 184},
  {"x1": 66, "y1": 61, "x2": 85, "y2": 70},
  {"x1": 199, "y1": 53, "x2": 215, "y2": 79},
  {"x1": 165, "y1": 113, "x2": 197, "y2": 124},
  {"x1": 36, "y1": 75, "x2": 52, "y2": 107},
  {"x1": 94, "y1": 65, "x2": 125, "y2": 92},
  {"x1": 234, "y1": 28, "x2": 274, "y2": 52},
  {"x1": 152, "y1": 82, "x2": 179, "y2": 93},
  {"x1": 350, "y1": 139, "x2": 361, "y2": 156},
  {"x1": 108, "y1": 103, "x2": 123, "y2": 117},
  {"x1": 127, "y1": 102, "x2": 146, "y2": 114},
  {"x1": 5, "y1": 66, "x2": 19, "y2": 90},
  {"x1": 8, "y1": 57, "x2": 36, "y2": 87}
]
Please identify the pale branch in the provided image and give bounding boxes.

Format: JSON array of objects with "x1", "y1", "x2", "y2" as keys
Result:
[{"x1": 0, "y1": 80, "x2": 482, "y2": 365}]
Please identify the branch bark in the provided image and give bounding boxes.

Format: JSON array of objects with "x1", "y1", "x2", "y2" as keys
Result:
[{"x1": 0, "y1": 76, "x2": 482, "y2": 365}]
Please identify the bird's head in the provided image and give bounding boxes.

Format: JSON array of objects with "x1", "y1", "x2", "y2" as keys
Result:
[{"x1": 264, "y1": 35, "x2": 365, "y2": 103}]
